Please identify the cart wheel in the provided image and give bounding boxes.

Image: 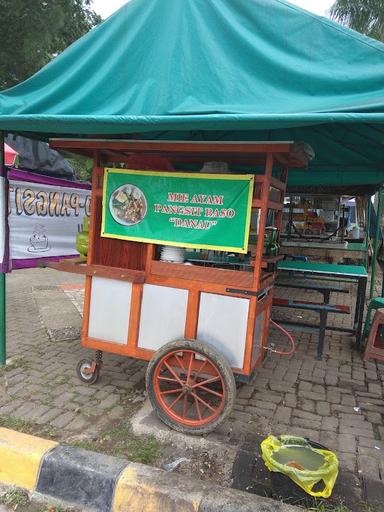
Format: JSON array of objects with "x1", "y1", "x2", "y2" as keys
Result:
[
  {"x1": 76, "y1": 359, "x2": 100, "y2": 385},
  {"x1": 146, "y1": 339, "x2": 236, "y2": 435}
]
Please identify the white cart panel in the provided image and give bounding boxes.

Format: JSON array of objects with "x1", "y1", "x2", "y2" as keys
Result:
[
  {"x1": 88, "y1": 277, "x2": 131, "y2": 344},
  {"x1": 197, "y1": 293, "x2": 249, "y2": 368},
  {"x1": 138, "y1": 284, "x2": 188, "y2": 351}
]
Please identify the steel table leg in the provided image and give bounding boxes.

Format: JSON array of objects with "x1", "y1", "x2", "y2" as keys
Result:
[
  {"x1": 317, "y1": 310, "x2": 327, "y2": 360},
  {"x1": 355, "y1": 277, "x2": 367, "y2": 349}
]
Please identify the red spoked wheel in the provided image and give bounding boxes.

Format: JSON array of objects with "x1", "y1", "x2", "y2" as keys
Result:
[{"x1": 146, "y1": 339, "x2": 236, "y2": 435}]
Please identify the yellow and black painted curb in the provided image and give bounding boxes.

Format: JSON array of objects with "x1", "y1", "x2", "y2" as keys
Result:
[{"x1": 0, "y1": 427, "x2": 299, "y2": 512}]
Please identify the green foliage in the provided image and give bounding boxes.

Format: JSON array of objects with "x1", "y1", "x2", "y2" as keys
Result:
[
  {"x1": 0, "y1": 414, "x2": 58, "y2": 439},
  {"x1": 0, "y1": 489, "x2": 29, "y2": 508},
  {"x1": 69, "y1": 421, "x2": 163, "y2": 464},
  {"x1": 330, "y1": 0, "x2": 384, "y2": 42},
  {"x1": 0, "y1": 0, "x2": 102, "y2": 90},
  {"x1": 65, "y1": 155, "x2": 93, "y2": 182},
  {"x1": 308, "y1": 500, "x2": 349, "y2": 512}
]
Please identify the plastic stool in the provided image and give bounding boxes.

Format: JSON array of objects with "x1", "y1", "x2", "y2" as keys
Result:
[
  {"x1": 362, "y1": 297, "x2": 384, "y2": 339},
  {"x1": 364, "y1": 309, "x2": 384, "y2": 362}
]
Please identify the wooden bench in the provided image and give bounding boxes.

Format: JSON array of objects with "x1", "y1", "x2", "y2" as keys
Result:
[{"x1": 272, "y1": 297, "x2": 351, "y2": 359}]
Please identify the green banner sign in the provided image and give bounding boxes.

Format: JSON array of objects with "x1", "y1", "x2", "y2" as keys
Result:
[{"x1": 102, "y1": 169, "x2": 254, "y2": 253}]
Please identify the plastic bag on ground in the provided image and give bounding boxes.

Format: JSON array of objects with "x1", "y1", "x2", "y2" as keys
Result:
[{"x1": 261, "y1": 435, "x2": 339, "y2": 498}]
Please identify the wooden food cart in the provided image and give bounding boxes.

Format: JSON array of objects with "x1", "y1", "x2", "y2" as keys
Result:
[{"x1": 50, "y1": 139, "x2": 311, "y2": 434}]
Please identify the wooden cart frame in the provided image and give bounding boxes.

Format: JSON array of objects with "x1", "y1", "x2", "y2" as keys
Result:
[{"x1": 50, "y1": 139, "x2": 310, "y2": 433}]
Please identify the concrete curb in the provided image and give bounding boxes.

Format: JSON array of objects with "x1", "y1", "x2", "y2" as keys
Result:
[{"x1": 0, "y1": 427, "x2": 300, "y2": 512}]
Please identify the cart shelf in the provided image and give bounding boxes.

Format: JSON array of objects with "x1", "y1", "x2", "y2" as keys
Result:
[
  {"x1": 48, "y1": 260, "x2": 145, "y2": 283},
  {"x1": 150, "y1": 260, "x2": 254, "y2": 288}
]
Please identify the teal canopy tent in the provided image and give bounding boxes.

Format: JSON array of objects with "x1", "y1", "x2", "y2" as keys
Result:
[{"x1": 0, "y1": 0, "x2": 383, "y2": 190}]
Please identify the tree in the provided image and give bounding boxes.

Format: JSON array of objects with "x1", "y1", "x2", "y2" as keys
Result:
[
  {"x1": 330, "y1": 0, "x2": 384, "y2": 42},
  {"x1": 0, "y1": 0, "x2": 102, "y2": 90}
]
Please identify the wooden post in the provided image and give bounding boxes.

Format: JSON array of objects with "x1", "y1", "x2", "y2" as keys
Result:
[{"x1": 253, "y1": 153, "x2": 273, "y2": 290}]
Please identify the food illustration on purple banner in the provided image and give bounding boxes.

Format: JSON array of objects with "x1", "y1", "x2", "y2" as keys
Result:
[{"x1": 109, "y1": 185, "x2": 147, "y2": 226}]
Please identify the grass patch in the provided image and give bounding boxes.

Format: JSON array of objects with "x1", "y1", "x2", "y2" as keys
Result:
[
  {"x1": 68, "y1": 420, "x2": 162, "y2": 465},
  {"x1": 0, "y1": 488, "x2": 29, "y2": 508},
  {"x1": 308, "y1": 500, "x2": 349, "y2": 512},
  {"x1": 0, "y1": 414, "x2": 58, "y2": 440},
  {"x1": 102, "y1": 420, "x2": 162, "y2": 463},
  {"x1": 41, "y1": 397, "x2": 54, "y2": 407},
  {"x1": 360, "y1": 504, "x2": 377, "y2": 512},
  {"x1": 0, "y1": 357, "x2": 30, "y2": 374}
]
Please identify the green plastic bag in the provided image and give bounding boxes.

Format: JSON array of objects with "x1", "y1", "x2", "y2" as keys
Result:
[{"x1": 261, "y1": 435, "x2": 339, "y2": 498}]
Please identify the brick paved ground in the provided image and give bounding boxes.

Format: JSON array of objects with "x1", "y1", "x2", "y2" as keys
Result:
[
  {"x1": 1, "y1": 268, "x2": 147, "y2": 438},
  {"x1": 1, "y1": 267, "x2": 383, "y2": 507}
]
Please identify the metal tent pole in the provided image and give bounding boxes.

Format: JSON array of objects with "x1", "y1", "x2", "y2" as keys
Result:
[
  {"x1": 370, "y1": 189, "x2": 383, "y2": 299},
  {"x1": 0, "y1": 132, "x2": 6, "y2": 366},
  {"x1": 365, "y1": 197, "x2": 371, "y2": 269}
]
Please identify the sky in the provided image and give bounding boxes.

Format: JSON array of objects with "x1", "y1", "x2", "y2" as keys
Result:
[{"x1": 92, "y1": 0, "x2": 334, "y2": 20}]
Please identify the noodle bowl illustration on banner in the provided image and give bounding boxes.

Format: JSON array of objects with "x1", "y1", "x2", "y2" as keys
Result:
[{"x1": 109, "y1": 184, "x2": 147, "y2": 226}]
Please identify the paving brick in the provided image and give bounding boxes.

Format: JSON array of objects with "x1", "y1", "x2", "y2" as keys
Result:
[
  {"x1": 325, "y1": 374, "x2": 338, "y2": 386},
  {"x1": 274, "y1": 406, "x2": 291, "y2": 424},
  {"x1": 251, "y1": 392, "x2": 281, "y2": 404},
  {"x1": 341, "y1": 425, "x2": 375, "y2": 439},
  {"x1": 97, "y1": 394, "x2": 120, "y2": 410},
  {"x1": 338, "y1": 453, "x2": 357, "y2": 472},
  {"x1": 51, "y1": 410, "x2": 77, "y2": 428},
  {"x1": 298, "y1": 381, "x2": 311, "y2": 392},
  {"x1": 288, "y1": 427, "x2": 320, "y2": 442},
  {"x1": 269, "y1": 381, "x2": 294, "y2": 393},
  {"x1": 65, "y1": 415, "x2": 88, "y2": 431},
  {"x1": 319, "y1": 431, "x2": 338, "y2": 451},
  {"x1": 291, "y1": 416, "x2": 321, "y2": 429},
  {"x1": 357, "y1": 437, "x2": 384, "y2": 451},
  {"x1": 293, "y1": 409, "x2": 321, "y2": 422},
  {"x1": 332, "y1": 404, "x2": 358, "y2": 414},
  {"x1": 357, "y1": 455, "x2": 381, "y2": 480},
  {"x1": 300, "y1": 399, "x2": 315, "y2": 412},
  {"x1": 129, "y1": 369, "x2": 145, "y2": 384},
  {"x1": 237, "y1": 385, "x2": 254, "y2": 399},
  {"x1": 248, "y1": 406, "x2": 274, "y2": 419},
  {"x1": 53, "y1": 392, "x2": 76, "y2": 407},
  {"x1": 368, "y1": 383, "x2": 383, "y2": 396},
  {"x1": 321, "y1": 416, "x2": 339, "y2": 432},
  {"x1": 341, "y1": 394, "x2": 357, "y2": 406},
  {"x1": 316, "y1": 401, "x2": 330, "y2": 416},
  {"x1": 34, "y1": 407, "x2": 63, "y2": 425},
  {"x1": 338, "y1": 434, "x2": 357, "y2": 454},
  {"x1": 230, "y1": 410, "x2": 252, "y2": 423},
  {"x1": 283, "y1": 393, "x2": 296, "y2": 408},
  {"x1": 248, "y1": 399, "x2": 277, "y2": 411},
  {"x1": 327, "y1": 391, "x2": 341, "y2": 404},
  {"x1": 110, "y1": 379, "x2": 135, "y2": 390}
]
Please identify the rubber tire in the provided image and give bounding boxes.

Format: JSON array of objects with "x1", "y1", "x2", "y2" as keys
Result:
[
  {"x1": 146, "y1": 339, "x2": 236, "y2": 435},
  {"x1": 76, "y1": 359, "x2": 100, "y2": 385}
]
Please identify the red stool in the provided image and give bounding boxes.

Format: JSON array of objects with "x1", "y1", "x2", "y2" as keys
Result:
[{"x1": 364, "y1": 308, "x2": 384, "y2": 362}]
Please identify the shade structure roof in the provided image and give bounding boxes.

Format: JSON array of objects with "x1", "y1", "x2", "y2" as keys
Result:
[{"x1": 0, "y1": 0, "x2": 384, "y2": 191}]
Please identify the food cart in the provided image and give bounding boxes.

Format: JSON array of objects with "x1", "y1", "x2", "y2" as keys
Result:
[{"x1": 50, "y1": 139, "x2": 312, "y2": 434}]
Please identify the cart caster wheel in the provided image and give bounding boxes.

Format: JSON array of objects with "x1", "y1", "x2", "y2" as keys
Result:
[
  {"x1": 146, "y1": 339, "x2": 236, "y2": 435},
  {"x1": 76, "y1": 359, "x2": 100, "y2": 384}
]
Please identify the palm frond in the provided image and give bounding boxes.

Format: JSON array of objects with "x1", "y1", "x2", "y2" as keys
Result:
[{"x1": 330, "y1": 0, "x2": 384, "y2": 41}]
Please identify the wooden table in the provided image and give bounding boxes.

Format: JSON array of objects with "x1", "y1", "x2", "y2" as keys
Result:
[{"x1": 277, "y1": 261, "x2": 368, "y2": 348}]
